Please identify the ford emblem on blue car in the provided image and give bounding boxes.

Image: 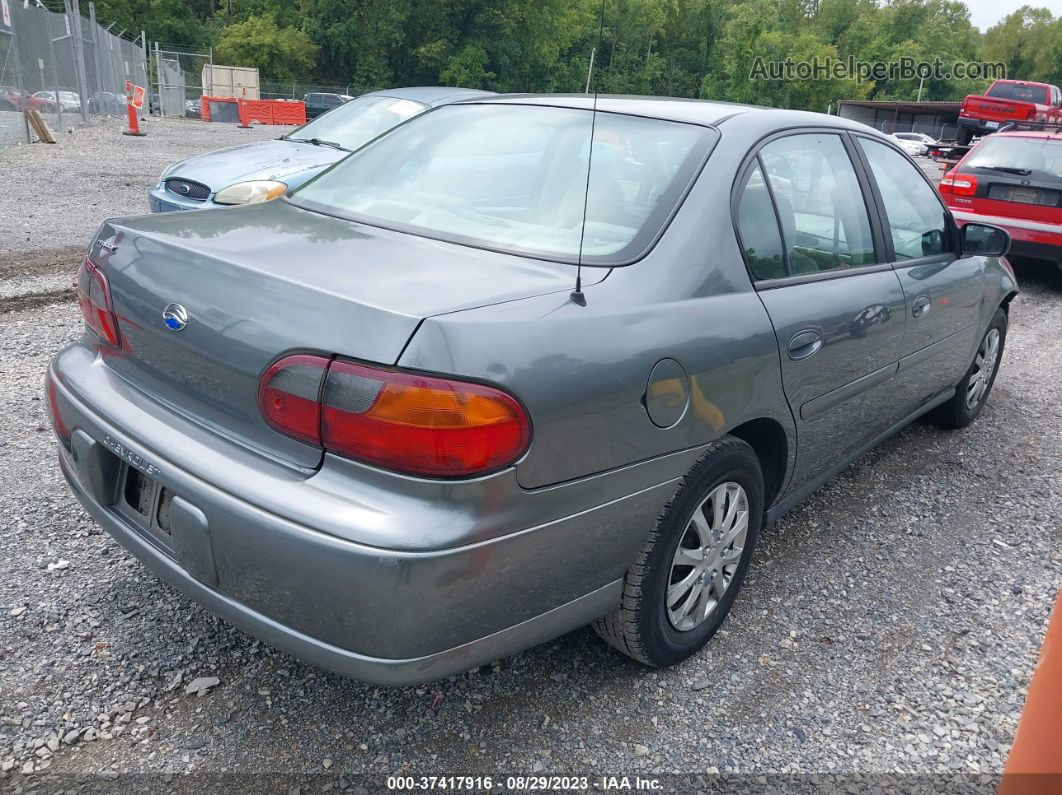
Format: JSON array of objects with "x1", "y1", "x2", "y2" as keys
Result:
[{"x1": 162, "y1": 303, "x2": 188, "y2": 331}]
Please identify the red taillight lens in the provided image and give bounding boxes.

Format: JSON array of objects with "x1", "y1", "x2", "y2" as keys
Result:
[
  {"x1": 258, "y1": 354, "x2": 531, "y2": 478},
  {"x1": 257, "y1": 354, "x2": 328, "y2": 444},
  {"x1": 940, "y1": 172, "x2": 978, "y2": 197},
  {"x1": 46, "y1": 374, "x2": 71, "y2": 446},
  {"x1": 322, "y1": 360, "x2": 531, "y2": 478},
  {"x1": 77, "y1": 258, "x2": 121, "y2": 347}
]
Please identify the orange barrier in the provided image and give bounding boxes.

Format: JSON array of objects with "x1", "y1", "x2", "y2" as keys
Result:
[
  {"x1": 999, "y1": 588, "x2": 1062, "y2": 795},
  {"x1": 236, "y1": 99, "x2": 306, "y2": 127},
  {"x1": 237, "y1": 99, "x2": 274, "y2": 126},
  {"x1": 270, "y1": 100, "x2": 307, "y2": 126},
  {"x1": 201, "y1": 96, "x2": 241, "y2": 124}
]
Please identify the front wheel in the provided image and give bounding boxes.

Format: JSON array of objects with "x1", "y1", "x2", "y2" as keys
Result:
[
  {"x1": 931, "y1": 307, "x2": 1007, "y2": 429},
  {"x1": 594, "y1": 437, "x2": 764, "y2": 667}
]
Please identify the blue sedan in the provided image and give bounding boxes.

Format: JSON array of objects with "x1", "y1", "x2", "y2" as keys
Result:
[{"x1": 148, "y1": 86, "x2": 493, "y2": 212}]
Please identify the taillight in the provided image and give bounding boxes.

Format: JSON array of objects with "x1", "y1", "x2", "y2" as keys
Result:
[
  {"x1": 258, "y1": 355, "x2": 531, "y2": 478},
  {"x1": 940, "y1": 173, "x2": 978, "y2": 197},
  {"x1": 77, "y1": 258, "x2": 121, "y2": 347},
  {"x1": 46, "y1": 374, "x2": 71, "y2": 446},
  {"x1": 258, "y1": 354, "x2": 328, "y2": 444}
]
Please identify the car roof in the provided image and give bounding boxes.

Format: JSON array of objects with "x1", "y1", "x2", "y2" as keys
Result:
[
  {"x1": 990, "y1": 130, "x2": 1062, "y2": 142},
  {"x1": 363, "y1": 86, "x2": 496, "y2": 107},
  {"x1": 451, "y1": 93, "x2": 886, "y2": 135},
  {"x1": 990, "y1": 79, "x2": 1056, "y2": 89}
]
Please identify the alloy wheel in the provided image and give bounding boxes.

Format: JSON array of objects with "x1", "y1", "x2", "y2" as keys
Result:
[
  {"x1": 666, "y1": 481, "x2": 749, "y2": 631},
  {"x1": 966, "y1": 328, "x2": 1000, "y2": 411}
]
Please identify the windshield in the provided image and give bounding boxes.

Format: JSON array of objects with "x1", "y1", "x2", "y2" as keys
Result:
[
  {"x1": 288, "y1": 94, "x2": 428, "y2": 151},
  {"x1": 965, "y1": 137, "x2": 1062, "y2": 179},
  {"x1": 986, "y1": 83, "x2": 1048, "y2": 104},
  {"x1": 291, "y1": 104, "x2": 715, "y2": 264}
]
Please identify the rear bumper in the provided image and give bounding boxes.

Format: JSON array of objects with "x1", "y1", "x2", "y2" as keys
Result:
[
  {"x1": 958, "y1": 115, "x2": 1014, "y2": 135},
  {"x1": 47, "y1": 346, "x2": 685, "y2": 684},
  {"x1": 951, "y1": 209, "x2": 1062, "y2": 264}
]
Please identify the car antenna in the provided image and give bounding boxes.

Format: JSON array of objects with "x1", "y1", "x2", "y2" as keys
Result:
[{"x1": 571, "y1": 0, "x2": 607, "y2": 307}]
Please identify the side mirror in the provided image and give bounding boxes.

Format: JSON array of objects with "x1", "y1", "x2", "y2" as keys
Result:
[{"x1": 961, "y1": 223, "x2": 1010, "y2": 258}]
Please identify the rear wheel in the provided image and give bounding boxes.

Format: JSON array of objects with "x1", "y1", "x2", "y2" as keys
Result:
[
  {"x1": 931, "y1": 307, "x2": 1007, "y2": 429},
  {"x1": 594, "y1": 437, "x2": 764, "y2": 667},
  {"x1": 956, "y1": 126, "x2": 974, "y2": 146}
]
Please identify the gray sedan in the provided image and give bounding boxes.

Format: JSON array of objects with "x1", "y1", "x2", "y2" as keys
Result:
[
  {"x1": 148, "y1": 86, "x2": 492, "y2": 212},
  {"x1": 50, "y1": 95, "x2": 1016, "y2": 685}
]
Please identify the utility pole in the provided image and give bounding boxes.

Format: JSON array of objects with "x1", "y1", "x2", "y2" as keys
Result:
[{"x1": 585, "y1": 47, "x2": 596, "y2": 94}]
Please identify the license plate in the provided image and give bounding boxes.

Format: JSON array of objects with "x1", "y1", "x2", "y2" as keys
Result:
[
  {"x1": 985, "y1": 121, "x2": 1000, "y2": 129},
  {"x1": 1010, "y1": 187, "x2": 1040, "y2": 204},
  {"x1": 151, "y1": 196, "x2": 184, "y2": 213},
  {"x1": 123, "y1": 466, "x2": 158, "y2": 519}
]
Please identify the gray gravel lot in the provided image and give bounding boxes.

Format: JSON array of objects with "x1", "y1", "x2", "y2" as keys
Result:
[
  {"x1": 0, "y1": 116, "x2": 289, "y2": 310},
  {"x1": 0, "y1": 122, "x2": 1060, "y2": 789}
]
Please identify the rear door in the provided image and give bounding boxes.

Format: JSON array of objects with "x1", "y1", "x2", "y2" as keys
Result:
[
  {"x1": 854, "y1": 135, "x2": 984, "y2": 409},
  {"x1": 734, "y1": 130, "x2": 907, "y2": 488}
]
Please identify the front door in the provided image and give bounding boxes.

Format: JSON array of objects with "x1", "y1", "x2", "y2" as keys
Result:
[
  {"x1": 854, "y1": 136, "x2": 984, "y2": 409},
  {"x1": 734, "y1": 131, "x2": 907, "y2": 487}
]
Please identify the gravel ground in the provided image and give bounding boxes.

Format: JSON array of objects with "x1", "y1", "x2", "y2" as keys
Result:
[
  {"x1": 0, "y1": 115, "x2": 289, "y2": 312},
  {"x1": 0, "y1": 129, "x2": 1060, "y2": 790}
]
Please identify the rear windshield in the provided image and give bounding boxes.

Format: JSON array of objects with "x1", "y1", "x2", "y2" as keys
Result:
[
  {"x1": 986, "y1": 83, "x2": 1049, "y2": 104},
  {"x1": 290, "y1": 104, "x2": 715, "y2": 265},
  {"x1": 287, "y1": 95, "x2": 428, "y2": 152},
  {"x1": 964, "y1": 137, "x2": 1062, "y2": 179}
]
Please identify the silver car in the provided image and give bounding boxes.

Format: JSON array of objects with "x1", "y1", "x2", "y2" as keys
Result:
[
  {"x1": 50, "y1": 96, "x2": 1016, "y2": 685},
  {"x1": 148, "y1": 86, "x2": 492, "y2": 212}
]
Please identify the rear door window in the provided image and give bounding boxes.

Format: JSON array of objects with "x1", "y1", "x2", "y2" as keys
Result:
[
  {"x1": 736, "y1": 164, "x2": 786, "y2": 280},
  {"x1": 857, "y1": 138, "x2": 950, "y2": 260},
  {"x1": 758, "y1": 133, "x2": 877, "y2": 273}
]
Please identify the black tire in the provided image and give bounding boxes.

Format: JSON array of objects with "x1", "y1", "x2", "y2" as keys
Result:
[
  {"x1": 594, "y1": 436, "x2": 764, "y2": 667},
  {"x1": 956, "y1": 126, "x2": 974, "y2": 146},
  {"x1": 931, "y1": 307, "x2": 1007, "y2": 429}
]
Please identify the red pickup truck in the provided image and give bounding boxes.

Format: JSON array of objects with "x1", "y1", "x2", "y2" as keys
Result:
[{"x1": 957, "y1": 79, "x2": 1062, "y2": 145}]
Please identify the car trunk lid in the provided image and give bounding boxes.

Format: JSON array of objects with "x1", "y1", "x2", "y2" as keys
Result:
[{"x1": 93, "y1": 200, "x2": 589, "y2": 471}]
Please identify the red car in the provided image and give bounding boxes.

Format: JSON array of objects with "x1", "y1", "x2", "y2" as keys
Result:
[
  {"x1": 957, "y1": 80, "x2": 1062, "y2": 145},
  {"x1": 0, "y1": 87, "x2": 56, "y2": 113},
  {"x1": 940, "y1": 130, "x2": 1062, "y2": 269}
]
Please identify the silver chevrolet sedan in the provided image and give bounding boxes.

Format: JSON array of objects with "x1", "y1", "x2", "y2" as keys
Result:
[{"x1": 49, "y1": 95, "x2": 1016, "y2": 685}]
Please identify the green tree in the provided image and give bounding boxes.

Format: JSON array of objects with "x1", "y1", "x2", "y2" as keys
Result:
[
  {"x1": 213, "y1": 14, "x2": 318, "y2": 80},
  {"x1": 981, "y1": 7, "x2": 1062, "y2": 85}
]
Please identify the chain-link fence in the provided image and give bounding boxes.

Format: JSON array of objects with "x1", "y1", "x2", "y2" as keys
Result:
[
  {"x1": 150, "y1": 44, "x2": 212, "y2": 118},
  {"x1": 0, "y1": 0, "x2": 148, "y2": 147}
]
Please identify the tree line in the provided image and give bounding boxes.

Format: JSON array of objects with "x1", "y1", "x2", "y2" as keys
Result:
[{"x1": 93, "y1": 0, "x2": 1062, "y2": 110}]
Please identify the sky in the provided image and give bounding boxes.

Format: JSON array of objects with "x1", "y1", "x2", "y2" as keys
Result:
[{"x1": 964, "y1": 0, "x2": 1062, "y2": 30}]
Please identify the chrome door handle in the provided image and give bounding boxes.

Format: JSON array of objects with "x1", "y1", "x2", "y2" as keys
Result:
[
  {"x1": 912, "y1": 295, "x2": 932, "y2": 318},
  {"x1": 787, "y1": 329, "x2": 822, "y2": 361}
]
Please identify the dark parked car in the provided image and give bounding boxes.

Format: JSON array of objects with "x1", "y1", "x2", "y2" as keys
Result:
[
  {"x1": 49, "y1": 96, "x2": 1016, "y2": 685},
  {"x1": 303, "y1": 91, "x2": 349, "y2": 119},
  {"x1": 87, "y1": 91, "x2": 127, "y2": 116}
]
